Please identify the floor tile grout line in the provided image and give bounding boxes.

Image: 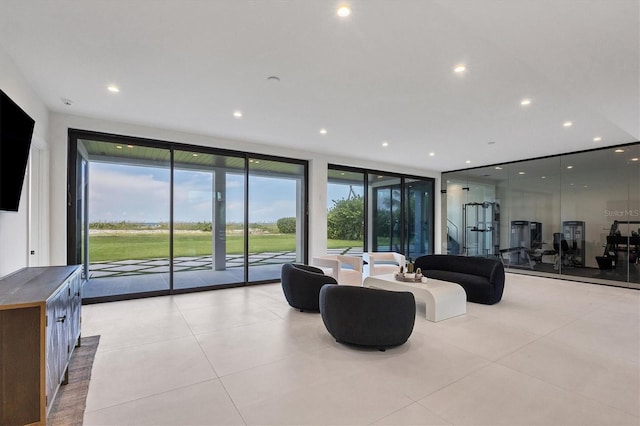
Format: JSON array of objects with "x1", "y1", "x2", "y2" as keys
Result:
[
  {"x1": 83, "y1": 377, "x2": 226, "y2": 417},
  {"x1": 494, "y1": 360, "x2": 640, "y2": 419}
]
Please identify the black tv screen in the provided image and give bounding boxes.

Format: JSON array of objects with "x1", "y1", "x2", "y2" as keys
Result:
[{"x1": 0, "y1": 90, "x2": 35, "y2": 212}]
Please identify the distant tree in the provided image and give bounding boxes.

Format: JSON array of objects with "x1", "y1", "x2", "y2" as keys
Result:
[
  {"x1": 327, "y1": 195, "x2": 363, "y2": 240},
  {"x1": 277, "y1": 217, "x2": 296, "y2": 234}
]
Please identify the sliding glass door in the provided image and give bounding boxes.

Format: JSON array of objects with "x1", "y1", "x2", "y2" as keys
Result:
[
  {"x1": 247, "y1": 157, "x2": 306, "y2": 282},
  {"x1": 404, "y1": 178, "x2": 434, "y2": 261},
  {"x1": 79, "y1": 139, "x2": 172, "y2": 299},
  {"x1": 369, "y1": 174, "x2": 402, "y2": 252},
  {"x1": 326, "y1": 168, "x2": 365, "y2": 255},
  {"x1": 69, "y1": 131, "x2": 308, "y2": 302},
  {"x1": 172, "y1": 150, "x2": 245, "y2": 290}
]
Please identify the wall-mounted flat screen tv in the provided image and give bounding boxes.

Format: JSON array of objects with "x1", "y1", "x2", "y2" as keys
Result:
[{"x1": 0, "y1": 89, "x2": 35, "y2": 212}]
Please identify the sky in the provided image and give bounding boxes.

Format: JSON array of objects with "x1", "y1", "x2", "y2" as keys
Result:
[{"x1": 89, "y1": 163, "x2": 361, "y2": 223}]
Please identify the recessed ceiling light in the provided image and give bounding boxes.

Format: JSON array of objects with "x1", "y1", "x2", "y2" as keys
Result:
[
  {"x1": 520, "y1": 98, "x2": 531, "y2": 106},
  {"x1": 116, "y1": 145, "x2": 123, "y2": 149},
  {"x1": 631, "y1": 158, "x2": 639, "y2": 162},
  {"x1": 267, "y1": 76, "x2": 280, "y2": 83},
  {"x1": 583, "y1": 185, "x2": 588, "y2": 188},
  {"x1": 570, "y1": 183, "x2": 574, "y2": 186},
  {"x1": 319, "y1": 128, "x2": 328, "y2": 135},
  {"x1": 593, "y1": 136, "x2": 602, "y2": 142},
  {"x1": 192, "y1": 153, "x2": 198, "y2": 157},
  {"x1": 615, "y1": 149, "x2": 625, "y2": 153},
  {"x1": 563, "y1": 121, "x2": 573, "y2": 127},
  {"x1": 518, "y1": 171, "x2": 525, "y2": 175},
  {"x1": 337, "y1": 5, "x2": 351, "y2": 17},
  {"x1": 454, "y1": 64, "x2": 467, "y2": 73},
  {"x1": 541, "y1": 176, "x2": 546, "y2": 179},
  {"x1": 465, "y1": 160, "x2": 471, "y2": 164},
  {"x1": 429, "y1": 152, "x2": 435, "y2": 157},
  {"x1": 567, "y1": 165, "x2": 573, "y2": 169},
  {"x1": 382, "y1": 141, "x2": 389, "y2": 147},
  {"x1": 126, "y1": 145, "x2": 133, "y2": 148},
  {"x1": 255, "y1": 160, "x2": 260, "y2": 164},
  {"x1": 107, "y1": 85, "x2": 120, "y2": 93},
  {"x1": 233, "y1": 110, "x2": 243, "y2": 118},
  {"x1": 495, "y1": 166, "x2": 502, "y2": 170}
]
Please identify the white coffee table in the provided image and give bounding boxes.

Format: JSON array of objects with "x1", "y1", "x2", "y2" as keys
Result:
[{"x1": 363, "y1": 274, "x2": 466, "y2": 322}]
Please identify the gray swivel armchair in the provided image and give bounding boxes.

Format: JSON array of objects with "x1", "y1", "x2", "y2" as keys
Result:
[
  {"x1": 319, "y1": 284, "x2": 416, "y2": 351},
  {"x1": 281, "y1": 263, "x2": 337, "y2": 312}
]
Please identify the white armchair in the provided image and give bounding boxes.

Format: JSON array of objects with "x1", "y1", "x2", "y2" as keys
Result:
[
  {"x1": 362, "y1": 252, "x2": 406, "y2": 278},
  {"x1": 312, "y1": 255, "x2": 363, "y2": 286}
]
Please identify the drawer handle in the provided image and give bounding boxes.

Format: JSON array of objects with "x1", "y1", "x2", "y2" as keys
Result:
[{"x1": 56, "y1": 315, "x2": 66, "y2": 323}]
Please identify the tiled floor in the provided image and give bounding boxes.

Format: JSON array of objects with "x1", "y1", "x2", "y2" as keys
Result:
[{"x1": 81, "y1": 274, "x2": 639, "y2": 425}]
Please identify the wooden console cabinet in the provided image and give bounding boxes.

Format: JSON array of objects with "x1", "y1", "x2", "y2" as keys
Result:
[{"x1": 0, "y1": 265, "x2": 82, "y2": 425}]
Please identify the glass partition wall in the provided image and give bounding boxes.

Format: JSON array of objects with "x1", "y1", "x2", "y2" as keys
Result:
[
  {"x1": 442, "y1": 142, "x2": 639, "y2": 289},
  {"x1": 68, "y1": 131, "x2": 307, "y2": 302}
]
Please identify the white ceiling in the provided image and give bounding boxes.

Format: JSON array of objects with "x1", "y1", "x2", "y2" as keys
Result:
[{"x1": 0, "y1": 0, "x2": 638, "y2": 172}]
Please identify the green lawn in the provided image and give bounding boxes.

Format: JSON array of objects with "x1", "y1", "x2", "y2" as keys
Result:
[{"x1": 88, "y1": 232, "x2": 360, "y2": 262}]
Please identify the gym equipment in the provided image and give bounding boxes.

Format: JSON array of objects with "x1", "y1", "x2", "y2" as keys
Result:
[
  {"x1": 507, "y1": 221, "x2": 543, "y2": 265},
  {"x1": 598, "y1": 220, "x2": 640, "y2": 269},
  {"x1": 562, "y1": 221, "x2": 585, "y2": 267},
  {"x1": 462, "y1": 202, "x2": 500, "y2": 257}
]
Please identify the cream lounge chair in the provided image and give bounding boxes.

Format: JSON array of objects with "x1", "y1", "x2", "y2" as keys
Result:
[
  {"x1": 362, "y1": 251, "x2": 406, "y2": 279},
  {"x1": 312, "y1": 254, "x2": 363, "y2": 286}
]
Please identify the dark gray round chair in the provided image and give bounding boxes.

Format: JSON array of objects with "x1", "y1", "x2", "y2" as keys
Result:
[
  {"x1": 319, "y1": 284, "x2": 416, "y2": 351},
  {"x1": 281, "y1": 263, "x2": 337, "y2": 312}
]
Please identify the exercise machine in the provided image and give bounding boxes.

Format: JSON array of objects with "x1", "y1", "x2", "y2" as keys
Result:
[
  {"x1": 597, "y1": 220, "x2": 640, "y2": 269},
  {"x1": 462, "y1": 202, "x2": 500, "y2": 257},
  {"x1": 562, "y1": 221, "x2": 585, "y2": 267}
]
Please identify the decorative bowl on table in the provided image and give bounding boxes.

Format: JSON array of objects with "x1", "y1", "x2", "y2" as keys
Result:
[{"x1": 394, "y1": 272, "x2": 423, "y2": 282}]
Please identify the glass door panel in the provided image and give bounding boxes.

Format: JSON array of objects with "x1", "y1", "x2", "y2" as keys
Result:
[
  {"x1": 369, "y1": 174, "x2": 401, "y2": 252},
  {"x1": 561, "y1": 148, "x2": 638, "y2": 285},
  {"x1": 327, "y1": 168, "x2": 364, "y2": 256},
  {"x1": 404, "y1": 178, "x2": 433, "y2": 261},
  {"x1": 443, "y1": 171, "x2": 470, "y2": 255},
  {"x1": 503, "y1": 157, "x2": 559, "y2": 273},
  {"x1": 83, "y1": 140, "x2": 171, "y2": 299},
  {"x1": 248, "y1": 158, "x2": 306, "y2": 282},
  {"x1": 172, "y1": 150, "x2": 245, "y2": 290},
  {"x1": 73, "y1": 141, "x2": 89, "y2": 280}
]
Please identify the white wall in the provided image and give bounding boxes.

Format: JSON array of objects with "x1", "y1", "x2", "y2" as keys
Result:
[
  {"x1": 48, "y1": 112, "x2": 441, "y2": 267},
  {"x1": 0, "y1": 48, "x2": 49, "y2": 277}
]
